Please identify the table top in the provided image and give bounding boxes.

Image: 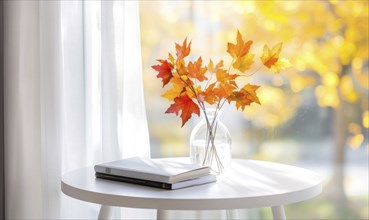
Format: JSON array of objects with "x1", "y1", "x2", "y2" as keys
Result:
[{"x1": 61, "y1": 158, "x2": 322, "y2": 210}]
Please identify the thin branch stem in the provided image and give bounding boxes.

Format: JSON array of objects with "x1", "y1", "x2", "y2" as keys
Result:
[
  {"x1": 228, "y1": 58, "x2": 235, "y2": 73},
  {"x1": 240, "y1": 64, "x2": 263, "y2": 78},
  {"x1": 204, "y1": 73, "x2": 214, "y2": 89}
]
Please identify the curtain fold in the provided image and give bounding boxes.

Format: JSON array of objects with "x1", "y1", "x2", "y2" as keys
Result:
[
  {"x1": 101, "y1": 1, "x2": 121, "y2": 162},
  {"x1": 4, "y1": 1, "x2": 150, "y2": 219},
  {"x1": 121, "y1": 2, "x2": 150, "y2": 158},
  {"x1": 4, "y1": 2, "x2": 43, "y2": 217},
  {"x1": 39, "y1": 2, "x2": 63, "y2": 217},
  {"x1": 0, "y1": 0, "x2": 4, "y2": 218}
]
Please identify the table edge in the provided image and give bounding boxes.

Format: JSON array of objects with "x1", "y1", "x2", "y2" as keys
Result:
[{"x1": 61, "y1": 159, "x2": 323, "y2": 210}]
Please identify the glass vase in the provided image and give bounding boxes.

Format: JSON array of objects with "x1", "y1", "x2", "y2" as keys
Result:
[{"x1": 190, "y1": 108, "x2": 232, "y2": 174}]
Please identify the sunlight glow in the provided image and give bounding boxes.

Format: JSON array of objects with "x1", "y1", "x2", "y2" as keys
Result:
[
  {"x1": 348, "y1": 134, "x2": 364, "y2": 149},
  {"x1": 363, "y1": 111, "x2": 369, "y2": 128}
]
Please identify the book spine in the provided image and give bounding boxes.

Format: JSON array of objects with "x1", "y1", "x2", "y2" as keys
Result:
[
  {"x1": 95, "y1": 172, "x2": 172, "y2": 190},
  {"x1": 94, "y1": 165, "x2": 170, "y2": 183}
]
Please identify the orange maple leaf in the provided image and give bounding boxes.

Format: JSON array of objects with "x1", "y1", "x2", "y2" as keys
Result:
[
  {"x1": 215, "y1": 69, "x2": 238, "y2": 83},
  {"x1": 214, "y1": 82, "x2": 237, "y2": 100},
  {"x1": 152, "y1": 60, "x2": 173, "y2": 87},
  {"x1": 175, "y1": 38, "x2": 191, "y2": 59},
  {"x1": 165, "y1": 94, "x2": 200, "y2": 127},
  {"x1": 230, "y1": 84, "x2": 260, "y2": 111},
  {"x1": 199, "y1": 83, "x2": 218, "y2": 105},
  {"x1": 188, "y1": 57, "x2": 208, "y2": 81},
  {"x1": 227, "y1": 30, "x2": 253, "y2": 58}
]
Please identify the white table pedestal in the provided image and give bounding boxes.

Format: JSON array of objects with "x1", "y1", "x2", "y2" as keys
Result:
[
  {"x1": 98, "y1": 205, "x2": 112, "y2": 219},
  {"x1": 271, "y1": 206, "x2": 286, "y2": 220}
]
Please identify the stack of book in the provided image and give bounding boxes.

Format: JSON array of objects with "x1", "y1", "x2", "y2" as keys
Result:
[{"x1": 94, "y1": 157, "x2": 216, "y2": 190}]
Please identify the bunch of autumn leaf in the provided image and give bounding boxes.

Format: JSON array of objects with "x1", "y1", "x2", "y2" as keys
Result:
[{"x1": 152, "y1": 31, "x2": 291, "y2": 127}]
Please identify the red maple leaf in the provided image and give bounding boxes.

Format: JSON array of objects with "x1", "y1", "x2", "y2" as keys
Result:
[
  {"x1": 152, "y1": 60, "x2": 173, "y2": 87},
  {"x1": 165, "y1": 94, "x2": 200, "y2": 127}
]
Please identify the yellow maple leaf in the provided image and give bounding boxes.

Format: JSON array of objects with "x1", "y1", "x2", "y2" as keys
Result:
[
  {"x1": 186, "y1": 85, "x2": 201, "y2": 99},
  {"x1": 270, "y1": 58, "x2": 291, "y2": 74},
  {"x1": 168, "y1": 53, "x2": 175, "y2": 64},
  {"x1": 175, "y1": 59, "x2": 188, "y2": 76},
  {"x1": 161, "y1": 77, "x2": 186, "y2": 101},
  {"x1": 242, "y1": 84, "x2": 261, "y2": 105},
  {"x1": 161, "y1": 85, "x2": 183, "y2": 101},
  {"x1": 261, "y1": 43, "x2": 291, "y2": 73},
  {"x1": 232, "y1": 53, "x2": 255, "y2": 73},
  {"x1": 208, "y1": 59, "x2": 224, "y2": 74},
  {"x1": 261, "y1": 42, "x2": 282, "y2": 68}
]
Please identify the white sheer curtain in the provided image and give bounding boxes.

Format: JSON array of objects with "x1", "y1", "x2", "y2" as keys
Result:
[{"x1": 4, "y1": 1, "x2": 151, "y2": 219}]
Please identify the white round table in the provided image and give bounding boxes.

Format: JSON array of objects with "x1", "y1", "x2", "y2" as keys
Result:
[{"x1": 61, "y1": 159, "x2": 322, "y2": 220}]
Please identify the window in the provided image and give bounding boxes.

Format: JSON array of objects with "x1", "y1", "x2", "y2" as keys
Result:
[{"x1": 140, "y1": 1, "x2": 369, "y2": 219}]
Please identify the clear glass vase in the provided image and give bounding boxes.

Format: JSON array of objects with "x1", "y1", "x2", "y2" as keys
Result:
[{"x1": 190, "y1": 108, "x2": 232, "y2": 174}]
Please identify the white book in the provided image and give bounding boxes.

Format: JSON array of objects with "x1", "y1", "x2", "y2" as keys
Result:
[
  {"x1": 95, "y1": 172, "x2": 216, "y2": 190},
  {"x1": 94, "y1": 157, "x2": 211, "y2": 184}
]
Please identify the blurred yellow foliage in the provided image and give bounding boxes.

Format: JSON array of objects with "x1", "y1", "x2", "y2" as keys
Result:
[
  {"x1": 258, "y1": 1, "x2": 367, "y2": 99},
  {"x1": 363, "y1": 111, "x2": 369, "y2": 129},
  {"x1": 315, "y1": 85, "x2": 339, "y2": 107},
  {"x1": 340, "y1": 75, "x2": 358, "y2": 103},
  {"x1": 140, "y1": 0, "x2": 368, "y2": 150},
  {"x1": 290, "y1": 75, "x2": 315, "y2": 93},
  {"x1": 348, "y1": 123, "x2": 362, "y2": 135},
  {"x1": 251, "y1": 0, "x2": 368, "y2": 139},
  {"x1": 347, "y1": 122, "x2": 365, "y2": 149},
  {"x1": 348, "y1": 134, "x2": 364, "y2": 149},
  {"x1": 243, "y1": 86, "x2": 301, "y2": 128},
  {"x1": 323, "y1": 72, "x2": 339, "y2": 87}
]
